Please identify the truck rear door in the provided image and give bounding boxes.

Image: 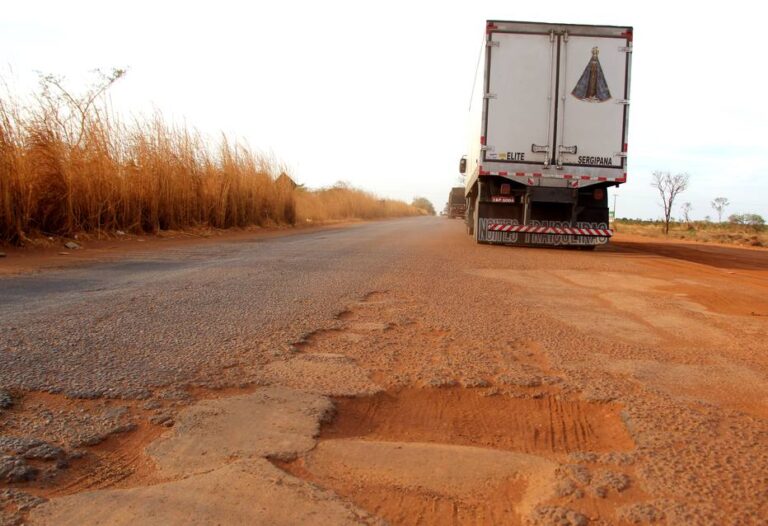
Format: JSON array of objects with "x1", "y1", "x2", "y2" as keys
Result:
[
  {"x1": 484, "y1": 32, "x2": 556, "y2": 167},
  {"x1": 555, "y1": 34, "x2": 629, "y2": 171},
  {"x1": 482, "y1": 23, "x2": 631, "y2": 175}
]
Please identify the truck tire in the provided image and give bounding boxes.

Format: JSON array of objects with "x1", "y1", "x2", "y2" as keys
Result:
[{"x1": 466, "y1": 199, "x2": 475, "y2": 236}]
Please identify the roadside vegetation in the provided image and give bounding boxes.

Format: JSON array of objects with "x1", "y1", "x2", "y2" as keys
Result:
[
  {"x1": 615, "y1": 218, "x2": 766, "y2": 247},
  {"x1": 410, "y1": 197, "x2": 436, "y2": 216},
  {"x1": 645, "y1": 170, "x2": 765, "y2": 247},
  {"x1": 295, "y1": 182, "x2": 421, "y2": 223},
  {"x1": 0, "y1": 72, "x2": 419, "y2": 246}
]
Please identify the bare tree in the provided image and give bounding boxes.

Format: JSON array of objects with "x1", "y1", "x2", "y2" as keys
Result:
[
  {"x1": 711, "y1": 197, "x2": 729, "y2": 223},
  {"x1": 37, "y1": 68, "x2": 127, "y2": 146},
  {"x1": 681, "y1": 202, "x2": 693, "y2": 226},
  {"x1": 652, "y1": 171, "x2": 690, "y2": 234}
]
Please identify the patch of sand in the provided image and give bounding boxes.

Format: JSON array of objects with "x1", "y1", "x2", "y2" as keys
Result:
[
  {"x1": 31, "y1": 458, "x2": 376, "y2": 526},
  {"x1": 147, "y1": 386, "x2": 333, "y2": 476}
]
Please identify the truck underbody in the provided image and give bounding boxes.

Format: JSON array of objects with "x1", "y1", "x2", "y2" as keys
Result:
[
  {"x1": 448, "y1": 204, "x2": 467, "y2": 219},
  {"x1": 465, "y1": 176, "x2": 611, "y2": 247},
  {"x1": 447, "y1": 187, "x2": 467, "y2": 219}
]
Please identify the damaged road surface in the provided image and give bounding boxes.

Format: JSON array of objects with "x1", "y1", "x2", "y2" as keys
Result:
[
  {"x1": 32, "y1": 388, "x2": 378, "y2": 525},
  {"x1": 1, "y1": 217, "x2": 768, "y2": 525}
]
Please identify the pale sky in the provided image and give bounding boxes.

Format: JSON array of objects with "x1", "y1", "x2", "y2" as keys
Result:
[{"x1": 3, "y1": 0, "x2": 766, "y2": 220}]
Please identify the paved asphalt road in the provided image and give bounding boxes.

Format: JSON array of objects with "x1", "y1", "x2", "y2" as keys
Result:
[{"x1": 0, "y1": 219, "x2": 424, "y2": 398}]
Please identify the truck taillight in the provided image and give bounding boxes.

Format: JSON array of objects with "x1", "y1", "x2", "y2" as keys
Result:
[
  {"x1": 500, "y1": 183, "x2": 511, "y2": 195},
  {"x1": 593, "y1": 188, "x2": 605, "y2": 201}
]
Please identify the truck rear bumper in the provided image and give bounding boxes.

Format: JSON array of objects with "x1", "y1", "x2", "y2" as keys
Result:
[{"x1": 487, "y1": 224, "x2": 612, "y2": 237}]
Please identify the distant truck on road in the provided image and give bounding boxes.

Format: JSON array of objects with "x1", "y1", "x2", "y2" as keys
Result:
[
  {"x1": 460, "y1": 20, "x2": 632, "y2": 247},
  {"x1": 447, "y1": 187, "x2": 467, "y2": 219}
]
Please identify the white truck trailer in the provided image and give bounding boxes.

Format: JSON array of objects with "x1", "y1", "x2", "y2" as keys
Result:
[{"x1": 460, "y1": 20, "x2": 633, "y2": 247}]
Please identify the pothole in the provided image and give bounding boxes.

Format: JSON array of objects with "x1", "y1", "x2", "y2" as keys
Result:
[
  {"x1": 277, "y1": 387, "x2": 635, "y2": 525},
  {"x1": 325, "y1": 387, "x2": 633, "y2": 454},
  {"x1": 0, "y1": 384, "x2": 257, "y2": 506},
  {"x1": 361, "y1": 291, "x2": 391, "y2": 303}
]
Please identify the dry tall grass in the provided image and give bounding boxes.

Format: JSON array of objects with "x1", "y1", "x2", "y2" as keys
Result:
[
  {"x1": 295, "y1": 183, "x2": 421, "y2": 223},
  {"x1": 0, "y1": 79, "x2": 418, "y2": 245}
]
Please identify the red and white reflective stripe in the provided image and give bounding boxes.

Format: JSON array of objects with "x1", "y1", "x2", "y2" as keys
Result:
[
  {"x1": 478, "y1": 168, "x2": 627, "y2": 184},
  {"x1": 487, "y1": 224, "x2": 613, "y2": 237}
]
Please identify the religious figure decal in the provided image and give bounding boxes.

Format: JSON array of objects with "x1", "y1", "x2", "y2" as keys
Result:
[{"x1": 572, "y1": 47, "x2": 611, "y2": 102}]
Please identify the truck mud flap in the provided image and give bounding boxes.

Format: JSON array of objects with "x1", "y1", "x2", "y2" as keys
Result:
[{"x1": 478, "y1": 218, "x2": 611, "y2": 247}]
